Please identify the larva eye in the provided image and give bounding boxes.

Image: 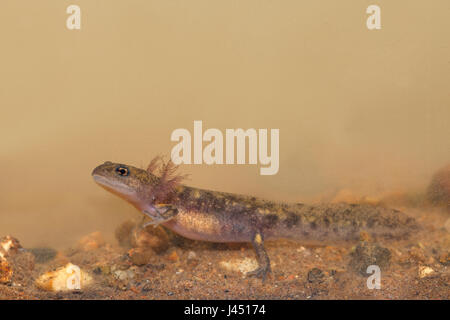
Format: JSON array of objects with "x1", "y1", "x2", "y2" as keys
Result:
[{"x1": 115, "y1": 166, "x2": 129, "y2": 176}]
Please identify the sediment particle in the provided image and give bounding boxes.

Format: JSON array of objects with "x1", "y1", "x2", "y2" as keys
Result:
[
  {"x1": 167, "y1": 250, "x2": 179, "y2": 262},
  {"x1": 0, "y1": 235, "x2": 21, "y2": 258},
  {"x1": 349, "y1": 242, "x2": 391, "y2": 275},
  {"x1": 134, "y1": 226, "x2": 170, "y2": 254},
  {"x1": 438, "y1": 252, "x2": 449, "y2": 265},
  {"x1": 418, "y1": 266, "x2": 435, "y2": 278},
  {"x1": 0, "y1": 259, "x2": 13, "y2": 284},
  {"x1": 29, "y1": 247, "x2": 57, "y2": 263},
  {"x1": 77, "y1": 231, "x2": 105, "y2": 251},
  {"x1": 115, "y1": 220, "x2": 137, "y2": 247},
  {"x1": 220, "y1": 258, "x2": 258, "y2": 274},
  {"x1": 307, "y1": 268, "x2": 325, "y2": 283},
  {"x1": 0, "y1": 236, "x2": 35, "y2": 286},
  {"x1": 115, "y1": 220, "x2": 170, "y2": 253},
  {"x1": 187, "y1": 251, "x2": 197, "y2": 261},
  {"x1": 426, "y1": 164, "x2": 450, "y2": 211},
  {"x1": 35, "y1": 263, "x2": 92, "y2": 292},
  {"x1": 128, "y1": 247, "x2": 153, "y2": 266},
  {"x1": 7, "y1": 250, "x2": 35, "y2": 286},
  {"x1": 113, "y1": 269, "x2": 135, "y2": 282}
]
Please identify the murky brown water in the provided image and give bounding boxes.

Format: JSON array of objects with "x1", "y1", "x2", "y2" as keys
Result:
[{"x1": 0, "y1": 1, "x2": 448, "y2": 299}]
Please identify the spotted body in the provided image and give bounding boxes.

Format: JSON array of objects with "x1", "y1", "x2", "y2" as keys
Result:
[
  {"x1": 92, "y1": 160, "x2": 418, "y2": 280},
  {"x1": 164, "y1": 186, "x2": 416, "y2": 243}
]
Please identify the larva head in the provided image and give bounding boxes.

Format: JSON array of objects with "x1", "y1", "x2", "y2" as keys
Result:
[
  {"x1": 92, "y1": 161, "x2": 157, "y2": 206},
  {"x1": 92, "y1": 158, "x2": 186, "y2": 209}
]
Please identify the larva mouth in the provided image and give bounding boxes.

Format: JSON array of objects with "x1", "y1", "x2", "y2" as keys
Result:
[{"x1": 92, "y1": 174, "x2": 136, "y2": 198}]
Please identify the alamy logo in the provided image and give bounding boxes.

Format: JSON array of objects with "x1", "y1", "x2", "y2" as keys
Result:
[
  {"x1": 66, "y1": 264, "x2": 81, "y2": 290},
  {"x1": 66, "y1": 5, "x2": 81, "y2": 30},
  {"x1": 170, "y1": 121, "x2": 279, "y2": 175},
  {"x1": 366, "y1": 5, "x2": 381, "y2": 30},
  {"x1": 366, "y1": 265, "x2": 381, "y2": 289}
]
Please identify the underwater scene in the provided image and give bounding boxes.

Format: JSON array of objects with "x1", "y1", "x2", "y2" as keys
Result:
[{"x1": 0, "y1": 1, "x2": 448, "y2": 300}]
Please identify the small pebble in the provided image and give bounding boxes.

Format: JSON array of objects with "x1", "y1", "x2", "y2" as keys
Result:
[
  {"x1": 187, "y1": 251, "x2": 197, "y2": 260},
  {"x1": 307, "y1": 268, "x2": 324, "y2": 283},
  {"x1": 35, "y1": 263, "x2": 92, "y2": 292},
  {"x1": 418, "y1": 266, "x2": 434, "y2": 278},
  {"x1": 176, "y1": 269, "x2": 184, "y2": 275},
  {"x1": 113, "y1": 269, "x2": 135, "y2": 282},
  {"x1": 220, "y1": 258, "x2": 258, "y2": 274},
  {"x1": 141, "y1": 281, "x2": 152, "y2": 293},
  {"x1": 167, "y1": 250, "x2": 179, "y2": 262},
  {"x1": 128, "y1": 248, "x2": 153, "y2": 266},
  {"x1": 438, "y1": 252, "x2": 449, "y2": 265}
]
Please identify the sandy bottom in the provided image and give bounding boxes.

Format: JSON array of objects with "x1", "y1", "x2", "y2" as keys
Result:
[{"x1": 0, "y1": 206, "x2": 448, "y2": 300}]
